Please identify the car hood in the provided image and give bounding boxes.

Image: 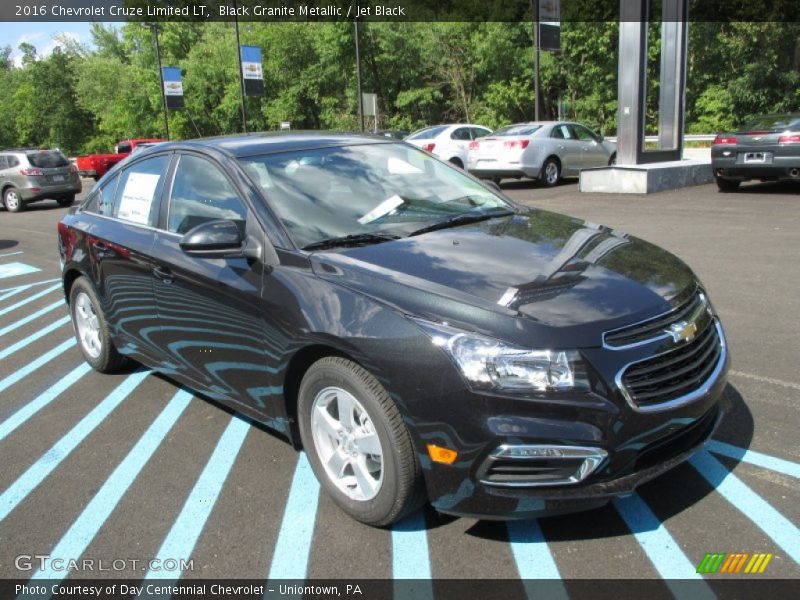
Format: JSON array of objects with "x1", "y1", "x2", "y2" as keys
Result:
[{"x1": 310, "y1": 210, "x2": 697, "y2": 347}]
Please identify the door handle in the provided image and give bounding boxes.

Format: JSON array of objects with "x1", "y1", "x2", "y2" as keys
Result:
[{"x1": 152, "y1": 266, "x2": 174, "y2": 284}]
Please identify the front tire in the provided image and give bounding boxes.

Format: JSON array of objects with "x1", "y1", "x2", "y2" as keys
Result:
[
  {"x1": 540, "y1": 157, "x2": 561, "y2": 187},
  {"x1": 716, "y1": 177, "x2": 740, "y2": 192},
  {"x1": 3, "y1": 187, "x2": 24, "y2": 212},
  {"x1": 69, "y1": 276, "x2": 128, "y2": 373},
  {"x1": 298, "y1": 357, "x2": 424, "y2": 526}
]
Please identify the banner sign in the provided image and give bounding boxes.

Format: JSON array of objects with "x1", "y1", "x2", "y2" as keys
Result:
[
  {"x1": 161, "y1": 66, "x2": 184, "y2": 109},
  {"x1": 539, "y1": 0, "x2": 561, "y2": 51},
  {"x1": 240, "y1": 45, "x2": 264, "y2": 96}
]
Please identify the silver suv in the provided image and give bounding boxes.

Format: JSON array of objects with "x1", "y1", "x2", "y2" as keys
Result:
[{"x1": 0, "y1": 149, "x2": 82, "y2": 212}]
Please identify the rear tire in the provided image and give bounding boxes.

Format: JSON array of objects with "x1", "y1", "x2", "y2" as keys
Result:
[
  {"x1": 540, "y1": 157, "x2": 561, "y2": 187},
  {"x1": 448, "y1": 157, "x2": 464, "y2": 169},
  {"x1": 57, "y1": 194, "x2": 75, "y2": 207},
  {"x1": 69, "y1": 276, "x2": 129, "y2": 373},
  {"x1": 298, "y1": 357, "x2": 425, "y2": 526},
  {"x1": 716, "y1": 177, "x2": 740, "y2": 192},
  {"x1": 3, "y1": 187, "x2": 24, "y2": 212}
]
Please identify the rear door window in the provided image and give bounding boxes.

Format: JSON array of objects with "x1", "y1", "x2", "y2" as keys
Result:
[
  {"x1": 0, "y1": 156, "x2": 8, "y2": 170},
  {"x1": 450, "y1": 128, "x2": 471, "y2": 141},
  {"x1": 113, "y1": 155, "x2": 170, "y2": 226},
  {"x1": 167, "y1": 154, "x2": 247, "y2": 235}
]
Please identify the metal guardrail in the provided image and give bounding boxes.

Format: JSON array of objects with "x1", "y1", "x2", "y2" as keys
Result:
[{"x1": 605, "y1": 134, "x2": 716, "y2": 143}]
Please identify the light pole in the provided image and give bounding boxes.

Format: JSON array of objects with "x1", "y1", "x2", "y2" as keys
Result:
[
  {"x1": 233, "y1": 0, "x2": 248, "y2": 133},
  {"x1": 142, "y1": 23, "x2": 170, "y2": 140},
  {"x1": 354, "y1": 19, "x2": 364, "y2": 132}
]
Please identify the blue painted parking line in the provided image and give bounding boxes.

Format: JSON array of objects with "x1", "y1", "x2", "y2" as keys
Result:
[
  {"x1": 267, "y1": 453, "x2": 320, "y2": 580},
  {"x1": 0, "y1": 262, "x2": 40, "y2": 279},
  {"x1": 0, "y1": 316, "x2": 70, "y2": 361},
  {"x1": 689, "y1": 449, "x2": 800, "y2": 563},
  {"x1": 392, "y1": 510, "x2": 433, "y2": 600},
  {"x1": 613, "y1": 493, "x2": 715, "y2": 584},
  {"x1": 0, "y1": 278, "x2": 60, "y2": 296},
  {"x1": 0, "y1": 362, "x2": 92, "y2": 442},
  {"x1": 507, "y1": 520, "x2": 568, "y2": 600},
  {"x1": 392, "y1": 510, "x2": 432, "y2": 578},
  {"x1": 28, "y1": 389, "x2": 193, "y2": 583},
  {"x1": 507, "y1": 519, "x2": 563, "y2": 577},
  {"x1": 145, "y1": 415, "x2": 250, "y2": 579},
  {"x1": 0, "y1": 338, "x2": 75, "y2": 395},
  {"x1": 0, "y1": 370, "x2": 150, "y2": 523},
  {"x1": 0, "y1": 300, "x2": 65, "y2": 337},
  {"x1": 0, "y1": 283, "x2": 61, "y2": 317},
  {"x1": 707, "y1": 439, "x2": 800, "y2": 479}
]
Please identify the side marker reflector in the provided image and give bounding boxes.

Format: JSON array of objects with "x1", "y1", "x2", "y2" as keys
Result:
[{"x1": 427, "y1": 444, "x2": 458, "y2": 465}]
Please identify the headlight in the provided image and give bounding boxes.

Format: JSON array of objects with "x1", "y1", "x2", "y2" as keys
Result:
[{"x1": 412, "y1": 319, "x2": 589, "y2": 392}]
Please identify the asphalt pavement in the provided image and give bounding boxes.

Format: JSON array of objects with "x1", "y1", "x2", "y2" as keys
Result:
[{"x1": 0, "y1": 177, "x2": 797, "y2": 592}]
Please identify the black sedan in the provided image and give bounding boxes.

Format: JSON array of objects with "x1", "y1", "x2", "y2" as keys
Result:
[
  {"x1": 711, "y1": 113, "x2": 800, "y2": 191},
  {"x1": 57, "y1": 134, "x2": 729, "y2": 525}
]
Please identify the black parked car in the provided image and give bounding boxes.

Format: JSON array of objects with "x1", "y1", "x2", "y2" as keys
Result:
[
  {"x1": 711, "y1": 113, "x2": 800, "y2": 191},
  {"x1": 58, "y1": 134, "x2": 729, "y2": 525}
]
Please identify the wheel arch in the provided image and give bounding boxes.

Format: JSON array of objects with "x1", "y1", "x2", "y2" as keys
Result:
[
  {"x1": 281, "y1": 343, "x2": 354, "y2": 449},
  {"x1": 62, "y1": 267, "x2": 85, "y2": 304}
]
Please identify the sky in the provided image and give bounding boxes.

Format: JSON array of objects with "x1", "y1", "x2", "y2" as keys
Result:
[{"x1": 0, "y1": 21, "x2": 109, "y2": 66}]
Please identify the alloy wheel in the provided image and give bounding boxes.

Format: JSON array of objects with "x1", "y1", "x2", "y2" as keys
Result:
[
  {"x1": 4, "y1": 190, "x2": 20, "y2": 211},
  {"x1": 545, "y1": 161, "x2": 560, "y2": 184},
  {"x1": 310, "y1": 386, "x2": 384, "y2": 501},
  {"x1": 73, "y1": 291, "x2": 102, "y2": 359}
]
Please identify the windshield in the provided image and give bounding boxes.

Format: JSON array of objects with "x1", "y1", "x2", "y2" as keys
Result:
[
  {"x1": 491, "y1": 124, "x2": 542, "y2": 137},
  {"x1": 239, "y1": 142, "x2": 513, "y2": 249},
  {"x1": 406, "y1": 126, "x2": 448, "y2": 140},
  {"x1": 27, "y1": 151, "x2": 69, "y2": 168}
]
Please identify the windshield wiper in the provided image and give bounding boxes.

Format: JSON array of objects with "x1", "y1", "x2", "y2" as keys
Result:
[
  {"x1": 302, "y1": 232, "x2": 401, "y2": 251},
  {"x1": 407, "y1": 209, "x2": 516, "y2": 237}
]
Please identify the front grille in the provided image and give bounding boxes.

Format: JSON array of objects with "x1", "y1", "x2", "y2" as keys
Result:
[
  {"x1": 605, "y1": 290, "x2": 701, "y2": 347},
  {"x1": 621, "y1": 320, "x2": 722, "y2": 407}
]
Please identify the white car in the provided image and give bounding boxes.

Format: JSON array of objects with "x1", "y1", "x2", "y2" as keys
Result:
[
  {"x1": 467, "y1": 121, "x2": 617, "y2": 186},
  {"x1": 405, "y1": 124, "x2": 492, "y2": 169}
]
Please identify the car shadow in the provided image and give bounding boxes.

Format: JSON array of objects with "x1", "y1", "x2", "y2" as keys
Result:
[
  {"x1": 0, "y1": 239, "x2": 19, "y2": 251},
  {"x1": 499, "y1": 178, "x2": 578, "y2": 191},
  {"x1": 411, "y1": 383, "x2": 755, "y2": 539},
  {"x1": 729, "y1": 180, "x2": 800, "y2": 195}
]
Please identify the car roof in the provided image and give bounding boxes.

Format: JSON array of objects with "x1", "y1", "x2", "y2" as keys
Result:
[{"x1": 154, "y1": 132, "x2": 392, "y2": 158}]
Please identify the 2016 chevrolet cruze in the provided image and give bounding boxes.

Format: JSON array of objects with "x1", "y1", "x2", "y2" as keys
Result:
[{"x1": 57, "y1": 134, "x2": 729, "y2": 526}]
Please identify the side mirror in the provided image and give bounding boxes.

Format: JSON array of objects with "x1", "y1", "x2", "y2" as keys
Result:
[{"x1": 179, "y1": 219, "x2": 244, "y2": 257}]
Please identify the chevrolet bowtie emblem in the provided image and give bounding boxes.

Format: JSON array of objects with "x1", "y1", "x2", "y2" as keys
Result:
[{"x1": 666, "y1": 320, "x2": 697, "y2": 343}]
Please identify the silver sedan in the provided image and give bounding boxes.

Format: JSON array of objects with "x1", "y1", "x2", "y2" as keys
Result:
[{"x1": 467, "y1": 121, "x2": 617, "y2": 186}]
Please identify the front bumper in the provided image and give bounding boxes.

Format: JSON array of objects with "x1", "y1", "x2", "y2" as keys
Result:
[{"x1": 415, "y1": 320, "x2": 730, "y2": 519}]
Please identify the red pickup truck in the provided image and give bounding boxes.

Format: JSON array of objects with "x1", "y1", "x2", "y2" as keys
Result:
[{"x1": 76, "y1": 138, "x2": 165, "y2": 180}]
